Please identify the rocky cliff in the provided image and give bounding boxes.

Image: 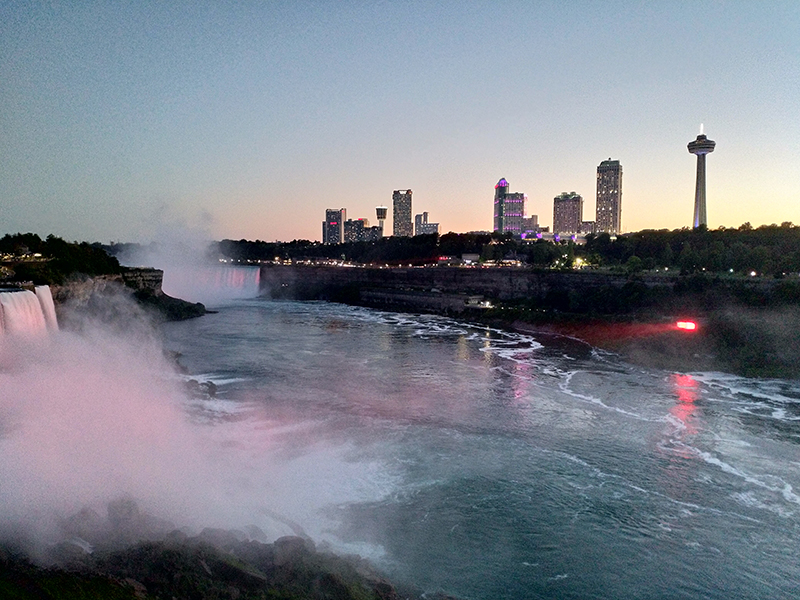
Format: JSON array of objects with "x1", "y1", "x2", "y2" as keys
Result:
[
  {"x1": 50, "y1": 268, "x2": 206, "y2": 322},
  {"x1": 259, "y1": 264, "x2": 784, "y2": 314}
]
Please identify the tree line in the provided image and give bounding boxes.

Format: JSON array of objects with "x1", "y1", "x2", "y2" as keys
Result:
[
  {"x1": 216, "y1": 223, "x2": 800, "y2": 276},
  {"x1": 0, "y1": 233, "x2": 121, "y2": 284},
  {"x1": 3, "y1": 223, "x2": 797, "y2": 285}
]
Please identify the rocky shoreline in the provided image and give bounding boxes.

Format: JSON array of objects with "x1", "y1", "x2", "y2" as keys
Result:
[
  {"x1": 0, "y1": 535, "x2": 428, "y2": 600},
  {"x1": 0, "y1": 498, "x2": 457, "y2": 600}
]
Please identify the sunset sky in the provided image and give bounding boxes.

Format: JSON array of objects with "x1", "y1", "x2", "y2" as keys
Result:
[{"x1": 2, "y1": 1, "x2": 799, "y2": 243}]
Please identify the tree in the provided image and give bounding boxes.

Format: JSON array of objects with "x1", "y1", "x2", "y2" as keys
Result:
[{"x1": 625, "y1": 255, "x2": 643, "y2": 274}]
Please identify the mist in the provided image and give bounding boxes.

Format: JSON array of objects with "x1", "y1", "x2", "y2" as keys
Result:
[
  {"x1": 0, "y1": 292, "x2": 380, "y2": 563},
  {"x1": 114, "y1": 225, "x2": 261, "y2": 306}
]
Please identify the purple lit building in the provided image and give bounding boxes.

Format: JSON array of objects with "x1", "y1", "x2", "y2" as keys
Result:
[{"x1": 493, "y1": 178, "x2": 526, "y2": 235}]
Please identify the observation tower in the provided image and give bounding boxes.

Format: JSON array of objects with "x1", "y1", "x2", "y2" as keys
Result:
[
  {"x1": 375, "y1": 206, "x2": 388, "y2": 236},
  {"x1": 687, "y1": 131, "x2": 716, "y2": 228}
]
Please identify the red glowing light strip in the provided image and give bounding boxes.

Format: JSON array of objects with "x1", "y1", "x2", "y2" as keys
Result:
[{"x1": 676, "y1": 321, "x2": 697, "y2": 331}]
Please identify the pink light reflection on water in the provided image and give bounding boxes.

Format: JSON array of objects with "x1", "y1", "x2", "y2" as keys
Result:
[{"x1": 669, "y1": 373, "x2": 700, "y2": 440}]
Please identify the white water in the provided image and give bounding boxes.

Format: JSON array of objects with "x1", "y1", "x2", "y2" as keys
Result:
[
  {"x1": 0, "y1": 287, "x2": 58, "y2": 337},
  {"x1": 161, "y1": 266, "x2": 261, "y2": 306},
  {"x1": 35, "y1": 286, "x2": 59, "y2": 332}
]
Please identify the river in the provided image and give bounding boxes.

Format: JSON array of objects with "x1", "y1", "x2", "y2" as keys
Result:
[{"x1": 161, "y1": 297, "x2": 800, "y2": 599}]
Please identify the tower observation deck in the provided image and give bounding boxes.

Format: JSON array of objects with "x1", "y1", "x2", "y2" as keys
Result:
[{"x1": 687, "y1": 133, "x2": 716, "y2": 228}]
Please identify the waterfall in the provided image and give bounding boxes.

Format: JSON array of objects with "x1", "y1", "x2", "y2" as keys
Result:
[
  {"x1": 35, "y1": 285, "x2": 59, "y2": 332},
  {"x1": 161, "y1": 266, "x2": 261, "y2": 306},
  {"x1": 0, "y1": 286, "x2": 58, "y2": 337}
]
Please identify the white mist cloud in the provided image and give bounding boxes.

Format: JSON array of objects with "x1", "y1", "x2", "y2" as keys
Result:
[
  {"x1": 0, "y1": 329, "x2": 211, "y2": 536},
  {"x1": 0, "y1": 296, "x2": 394, "y2": 560},
  {"x1": 115, "y1": 216, "x2": 261, "y2": 306}
]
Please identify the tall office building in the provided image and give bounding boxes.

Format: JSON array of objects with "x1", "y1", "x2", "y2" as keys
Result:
[
  {"x1": 596, "y1": 159, "x2": 622, "y2": 235},
  {"x1": 493, "y1": 178, "x2": 526, "y2": 235},
  {"x1": 392, "y1": 190, "x2": 413, "y2": 237},
  {"x1": 344, "y1": 218, "x2": 367, "y2": 243},
  {"x1": 553, "y1": 192, "x2": 583, "y2": 235},
  {"x1": 323, "y1": 208, "x2": 345, "y2": 244},
  {"x1": 688, "y1": 131, "x2": 715, "y2": 228},
  {"x1": 415, "y1": 212, "x2": 440, "y2": 236}
]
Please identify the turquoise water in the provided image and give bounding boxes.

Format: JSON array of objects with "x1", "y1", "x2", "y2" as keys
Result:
[{"x1": 162, "y1": 298, "x2": 800, "y2": 599}]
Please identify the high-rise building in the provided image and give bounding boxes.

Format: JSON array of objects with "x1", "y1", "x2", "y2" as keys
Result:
[
  {"x1": 343, "y1": 218, "x2": 366, "y2": 243},
  {"x1": 688, "y1": 131, "x2": 715, "y2": 228},
  {"x1": 323, "y1": 208, "x2": 345, "y2": 244},
  {"x1": 414, "y1": 212, "x2": 440, "y2": 236},
  {"x1": 596, "y1": 159, "x2": 622, "y2": 235},
  {"x1": 553, "y1": 192, "x2": 583, "y2": 235},
  {"x1": 392, "y1": 190, "x2": 413, "y2": 237},
  {"x1": 493, "y1": 178, "x2": 526, "y2": 235},
  {"x1": 343, "y1": 218, "x2": 382, "y2": 243}
]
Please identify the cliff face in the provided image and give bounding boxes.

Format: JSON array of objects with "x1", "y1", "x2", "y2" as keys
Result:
[
  {"x1": 49, "y1": 273, "x2": 126, "y2": 306},
  {"x1": 50, "y1": 268, "x2": 205, "y2": 322},
  {"x1": 259, "y1": 264, "x2": 783, "y2": 314},
  {"x1": 120, "y1": 267, "x2": 164, "y2": 295},
  {"x1": 260, "y1": 264, "x2": 628, "y2": 303},
  {"x1": 259, "y1": 265, "x2": 664, "y2": 315},
  {"x1": 50, "y1": 268, "x2": 164, "y2": 303}
]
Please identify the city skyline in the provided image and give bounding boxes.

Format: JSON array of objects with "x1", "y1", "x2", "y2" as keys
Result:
[{"x1": 2, "y1": 3, "x2": 799, "y2": 244}]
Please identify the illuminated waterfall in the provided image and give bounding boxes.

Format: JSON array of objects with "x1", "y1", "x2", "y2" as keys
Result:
[
  {"x1": 35, "y1": 285, "x2": 59, "y2": 332},
  {"x1": 161, "y1": 266, "x2": 261, "y2": 305},
  {"x1": 0, "y1": 286, "x2": 58, "y2": 336}
]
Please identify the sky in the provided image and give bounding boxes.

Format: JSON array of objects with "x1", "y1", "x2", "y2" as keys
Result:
[{"x1": 2, "y1": 1, "x2": 799, "y2": 244}]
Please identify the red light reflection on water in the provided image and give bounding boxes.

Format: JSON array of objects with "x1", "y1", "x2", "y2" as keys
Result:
[{"x1": 670, "y1": 373, "x2": 699, "y2": 435}]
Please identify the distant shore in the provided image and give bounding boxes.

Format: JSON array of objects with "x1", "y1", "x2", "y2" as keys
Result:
[{"x1": 259, "y1": 264, "x2": 800, "y2": 379}]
